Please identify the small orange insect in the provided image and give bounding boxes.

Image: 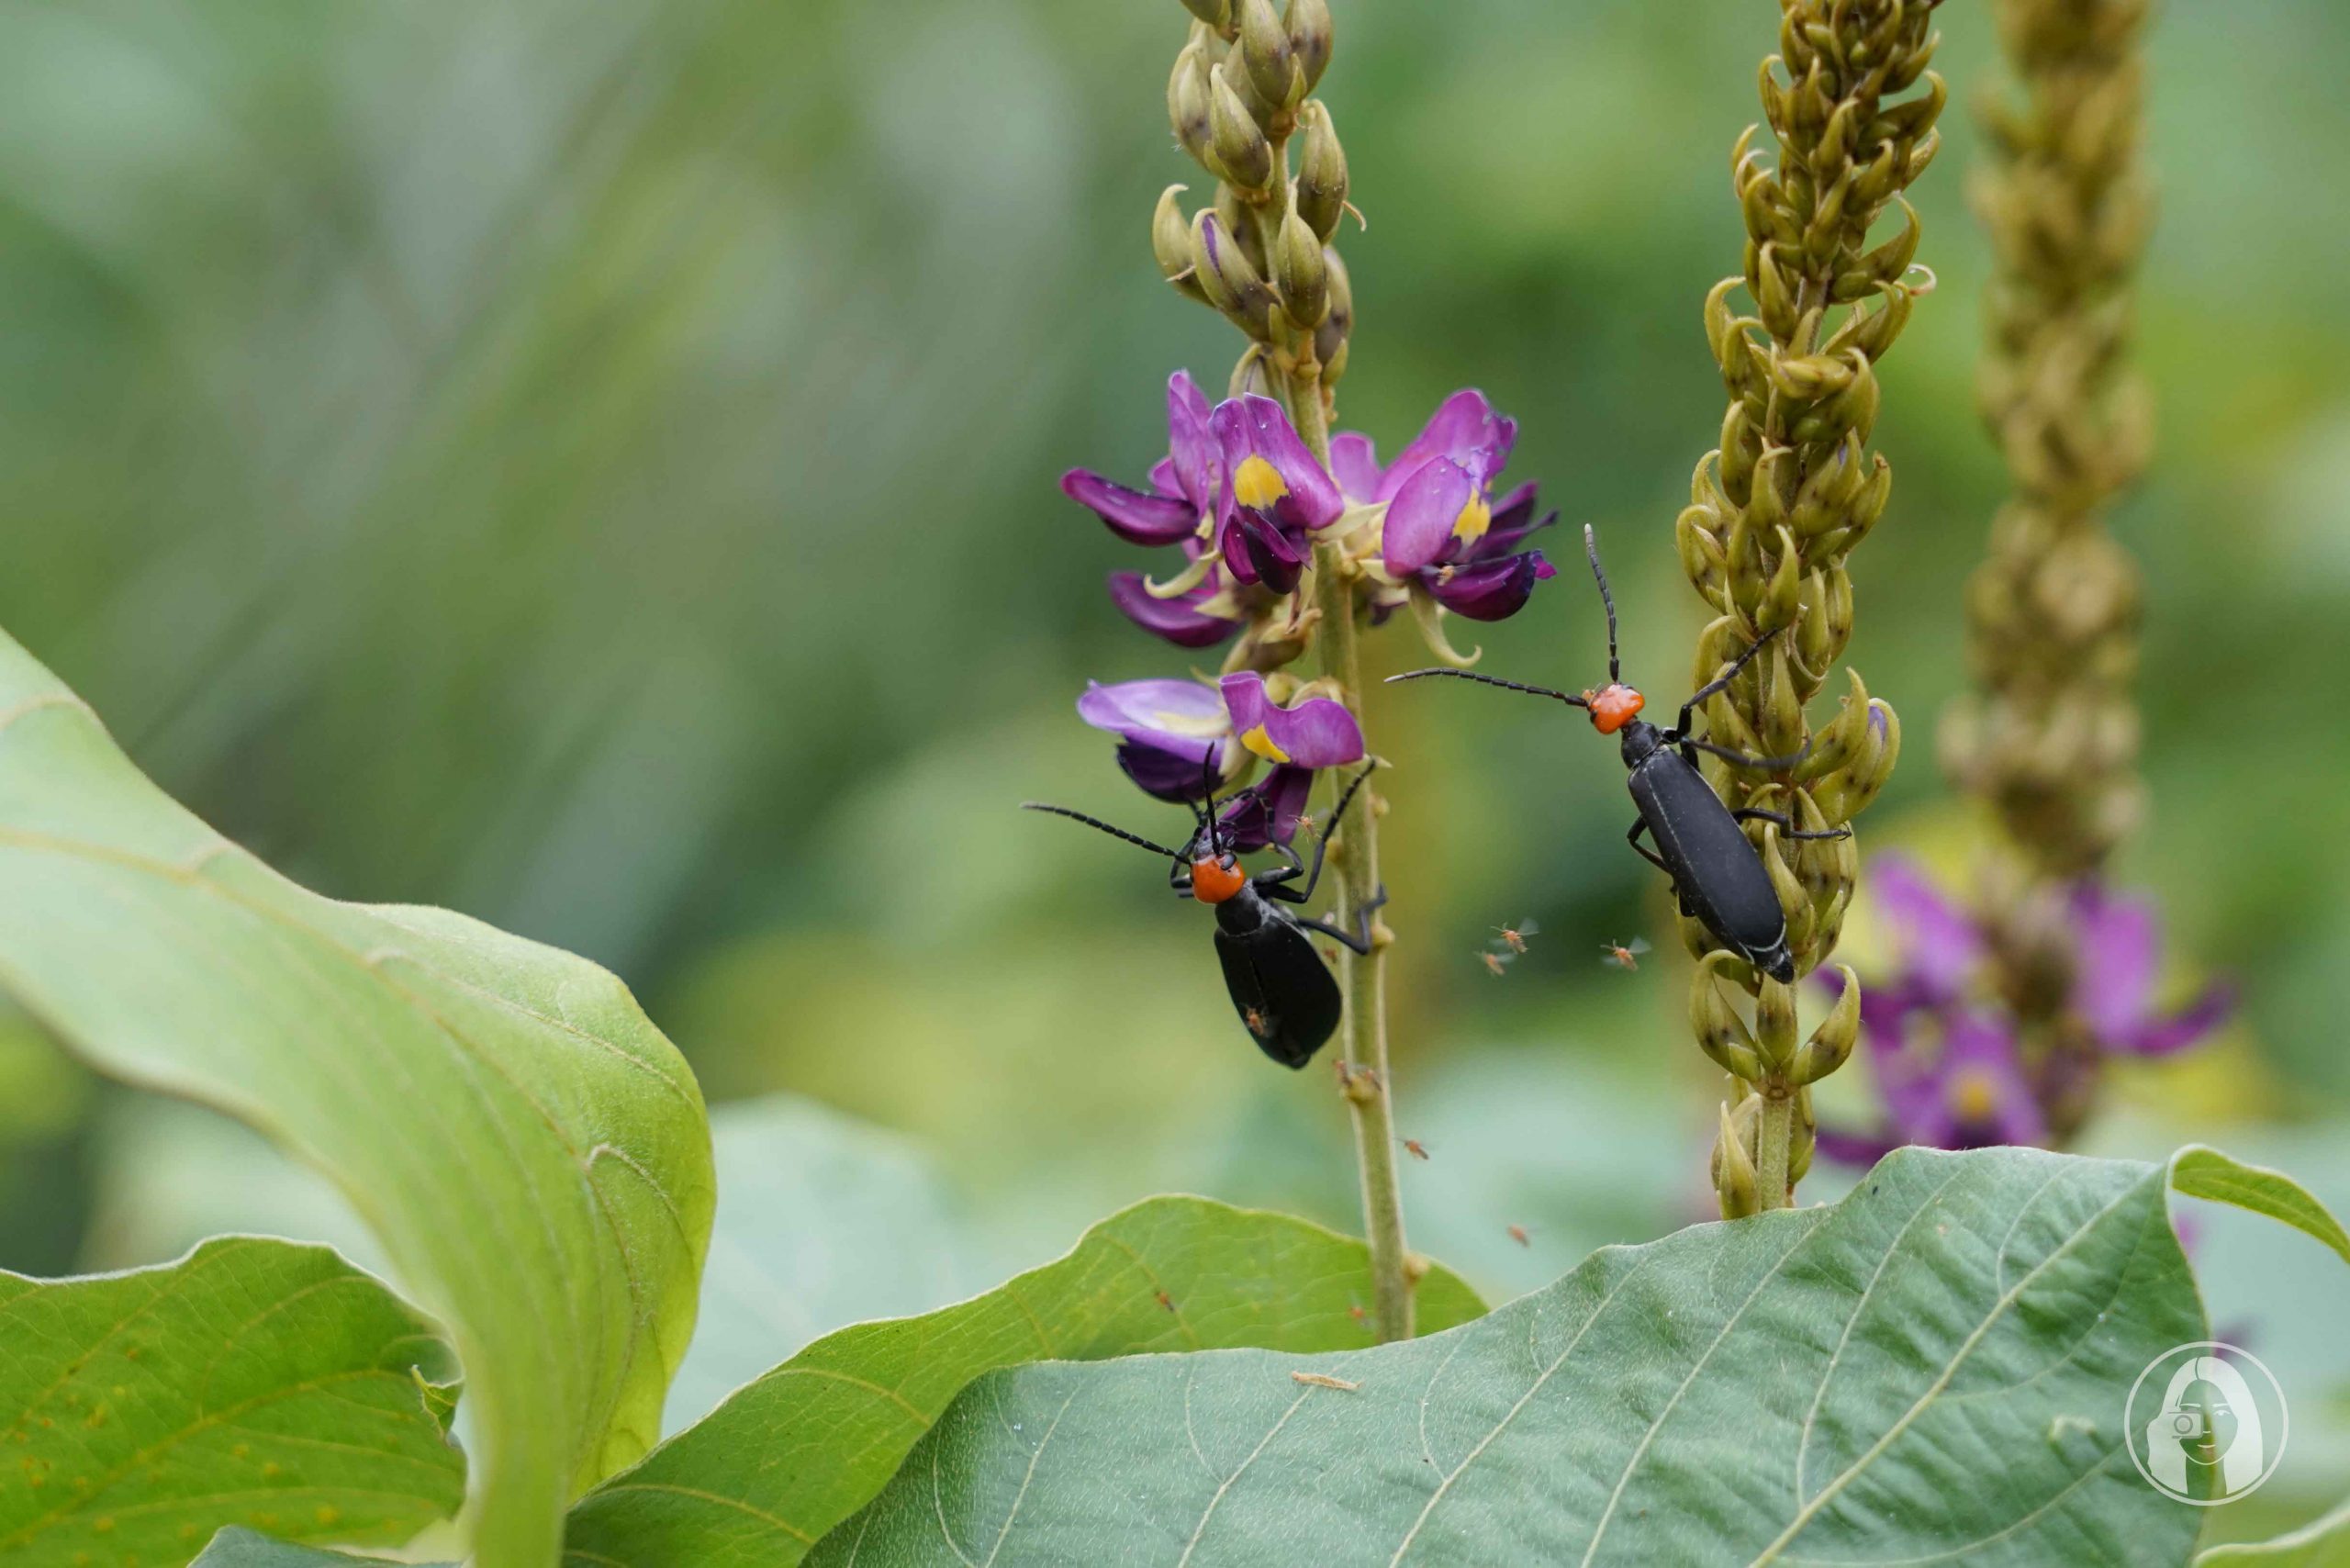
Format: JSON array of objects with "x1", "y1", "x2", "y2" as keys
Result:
[
  {"x1": 1243, "y1": 1005, "x2": 1270, "y2": 1037},
  {"x1": 1506, "y1": 1224, "x2": 1532, "y2": 1248},
  {"x1": 1600, "y1": 935, "x2": 1651, "y2": 971},
  {"x1": 1155, "y1": 1290, "x2": 1176, "y2": 1313},
  {"x1": 1492, "y1": 918, "x2": 1540, "y2": 956},
  {"x1": 1401, "y1": 1138, "x2": 1430, "y2": 1160},
  {"x1": 1480, "y1": 948, "x2": 1516, "y2": 977},
  {"x1": 1348, "y1": 1303, "x2": 1369, "y2": 1326}
]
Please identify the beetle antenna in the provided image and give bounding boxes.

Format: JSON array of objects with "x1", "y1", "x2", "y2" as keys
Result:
[
  {"x1": 1195, "y1": 748, "x2": 1223, "y2": 859},
  {"x1": 1022, "y1": 803, "x2": 1186, "y2": 861},
  {"x1": 1385, "y1": 669, "x2": 1590, "y2": 708},
  {"x1": 1321, "y1": 758, "x2": 1381, "y2": 836},
  {"x1": 1583, "y1": 523, "x2": 1619, "y2": 684}
]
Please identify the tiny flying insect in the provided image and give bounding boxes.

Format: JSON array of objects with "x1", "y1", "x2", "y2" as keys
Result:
[
  {"x1": 1506, "y1": 1223, "x2": 1532, "y2": 1248},
  {"x1": 1492, "y1": 918, "x2": 1540, "y2": 956},
  {"x1": 1024, "y1": 759, "x2": 1384, "y2": 1068},
  {"x1": 1600, "y1": 935, "x2": 1651, "y2": 971},
  {"x1": 1401, "y1": 1138, "x2": 1431, "y2": 1160},
  {"x1": 1390, "y1": 525, "x2": 1852, "y2": 982},
  {"x1": 1479, "y1": 948, "x2": 1516, "y2": 978}
]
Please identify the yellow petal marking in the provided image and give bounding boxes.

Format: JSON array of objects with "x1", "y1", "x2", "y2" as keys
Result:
[
  {"x1": 1239, "y1": 723, "x2": 1292, "y2": 764},
  {"x1": 1233, "y1": 454, "x2": 1289, "y2": 510},
  {"x1": 1450, "y1": 491, "x2": 1493, "y2": 544}
]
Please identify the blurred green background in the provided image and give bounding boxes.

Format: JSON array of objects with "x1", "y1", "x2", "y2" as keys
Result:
[{"x1": 3, "y1": 0, "x2": 2348, "y2": 1524}]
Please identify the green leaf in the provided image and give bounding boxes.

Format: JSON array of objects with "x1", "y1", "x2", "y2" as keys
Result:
[
  {"x1": 2170, "y1": 1146, "x2": 2350, "y2": 1268},
  {"x1": 665, "y1": 1095, "x2": 978, "y2": 1435},
  {"x1": 0, "y1": 633, "x2": 716, "y2": 1568},
  {"x1": 192, "y1": 1526, "x2": 456, "y2": 1566},
  {"x1": 2198, "y1": 1498, "x2": 2350, "y2": 1567},
  {"x1": 564, "y1": 1196, "x2": 1486, "y2": 1566},
  {"x1": 809, "y1": 1148, "x2": 2206, "y2": 1566},
  {"x1": 0, "y1": 1238, "x2": 462, "y2": 1565}
]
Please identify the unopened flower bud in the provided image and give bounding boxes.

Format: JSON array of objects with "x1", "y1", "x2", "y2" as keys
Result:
[
  {"x1": 1273, "y1": 208, "x2": 1328, "y2": 328},
  {"x1": 1208, "y1": 65, "x2": 1273, "y2": 192},
  {"x1": 1191, "y1": 209, "x2": 1276, "y2": 339},
  {"x1": 1178, "y1": 0, "x2": 1228, "y2": 25},
  {"x1": 1315, "y1": 243, "x2": 1352, "y2": 375},
  {"x1": 1792, "y1": 967, "x2": 1860, "y2": 1084},
  {"x1": 1235, "y1": 0, "x2": 1297, "y2": 112},
  {"x1": 1294, "y1": 103, "x2": 1348, "y2": 242},
  {"x1": 1152, "y1": 185, "x2": 1212, "y2": 306},
  {"x1": 1286, "y1": 0, "x2": 1333, "y2": 94},
  {"x1": 1754, "y1": 975, "x2": 1799, "y2": 1071},
  {"x1": 1169, "y1": 42, "x2": 1218, "y2": 172},
  {"x1": 1713, "y1": 1098, "x2": 1761, "y2": 1219},
  {"x1": 1690, "y1": 952, "x2": 1764, "y2": 1081}
]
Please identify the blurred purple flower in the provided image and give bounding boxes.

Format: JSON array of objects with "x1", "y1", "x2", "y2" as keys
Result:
[
  {"x1": 1815, "y1": 856, "x2": 2232, "y2": 1165},
  {"x1": 1074, "y1": 673, "x2": 1363, "y2": 845},
  {"x1": 1337, "y1": 390, "x2": 1559, "y2": 622}
]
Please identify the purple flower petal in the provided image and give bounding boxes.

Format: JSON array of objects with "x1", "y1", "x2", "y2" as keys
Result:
[
  {"x1": 1117, "y1": 740, "x2": 1220, "y2": 801},
  {"x1": 2113, "y1": 980, "x2": 2235, "y2": 1058},
  {"x1": 1219, "y1": 673, "x2": 1365, "y2": 768},
  {"x1": 1106, "y1": 572, "x2": 1237, "y2": 649},
  {"x1": 1061, "y1": 469, "x2": 1197, "y2": 545},
  {"x1": 1424, "y1": 550, "x2": 1557, "y2": 622},
  {"x1": 1166, "y1": 371, "x2": 1219, "y2": 513},
  {"x1": 1210, "y1": 396, "x2": 1345, "y2": 532},
  {"x1": 1217, "y1": 509, "x2": 1310, "y2": 595},
  {"x1": 1329, "y1": 431, "x2": 1382, "y2": 504},
  {"x1": 1941, "y1": 1014, "x2": 2046, "y2": 1147},
  {"x1": 1374, "y1": 389, "x2": 1516, "y2": 502},
  {"x1": 2071, "y1": 885, "x2": 2160, "y2": 1040},
  {"x1": 1078, "y1": 678, "x2": 1225, "y2": 755},
  {"x1": 1382, "y1": 457, "x2": 1478, "y2": 574},
  {"x1": 1813, "y1": 1125, "x2": 1903, "y2": 1167},
  {"x1": 1871, "y1": 857, "x2": 1985, "y2": 1004},
  {"x1": 1479, "y1": 496, "x2": 1559, "y2": 560},
  {"x1": 1214, "y1": 764, "x2": 1315, "y2": 850}
]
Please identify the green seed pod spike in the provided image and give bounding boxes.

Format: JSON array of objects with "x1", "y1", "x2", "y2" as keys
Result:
[
  {"x1": 1274, "y1": 208, "x2": 1329, "y2": 329},
  {"x1": 1294, "y1": 102, "x2": 1348, "y2": 242},
  {"x1": 1208, "y1": 65, "x2": 1274, "y2": 193}
]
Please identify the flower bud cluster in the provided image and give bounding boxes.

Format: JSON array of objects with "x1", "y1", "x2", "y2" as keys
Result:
[
  {"x1": 1157, "y1": 0, "x2": 1352, "y2": 402},
  {"x1": 1676, "y1": 0, "x2": 1946, "y2": 1216}
]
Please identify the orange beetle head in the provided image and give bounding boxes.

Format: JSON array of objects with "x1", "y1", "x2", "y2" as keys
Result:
[
  {"x1": 1190, "y1": 856, "x2": 1248, "y2": 904},
  {"x1": 1584, "y1": 683, "x2": 1646, "y2": 735}
]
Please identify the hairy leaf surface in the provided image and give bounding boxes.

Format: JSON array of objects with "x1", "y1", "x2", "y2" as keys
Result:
[
  {"x1": 811, "y1": 1148, "x2": 2216, "y2": 1566},
  {"x1": 565, "y1": 1196, "x2": 1485, "y2": 1566}
]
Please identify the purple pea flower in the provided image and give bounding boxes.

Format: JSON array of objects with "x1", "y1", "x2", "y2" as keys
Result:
[
  {"x1": 1340, "y1": 390, "x2": 1560, "y2": 622},
  {"x1": 1814, "y1": 856, "x2": 2233, "y2": 1165},
  {"x1": 1074, "y1": 672, "x2": 1363, "y2": 846},
  {"x1": 1063, "y1": 374, "x2": 1255, "y2": 649},
  {"x1": 1210, "y1": 395, "x2": 1348, "y2": 595}
]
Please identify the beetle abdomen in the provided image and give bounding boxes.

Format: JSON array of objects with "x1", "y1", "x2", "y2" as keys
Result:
[
  {"x1": 1628, "y1": 753, "x2": 1794, "y2": 981},
  {"x1": 1213, "y1": 920, "x2": 1342, "y2": 1068}
]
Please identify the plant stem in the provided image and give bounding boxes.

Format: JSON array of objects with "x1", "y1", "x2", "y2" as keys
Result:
[
  {"x1": 1755, "y1": 1093, "x2": 1794, "y2": 1212},
  {"x1": 1307, "y1": 527, "x2": 1412, "y2": 1340}
]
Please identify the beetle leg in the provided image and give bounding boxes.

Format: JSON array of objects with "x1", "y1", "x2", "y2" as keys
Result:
[
  {"x1": 1676, "y1": 627, "x2": 1783, "y2": 733},
  {"x1": 1255, "y1": 838, "x2": 1308, "y2": 888},
  {"x1": 1626, "y1": 817, "x2": 1673, "y2": 876},
  {"x1": 1677, "y1": 734, "x2": 1815, "y2": 774},
  {"x1": 1292, "y1": 760, "x2": 1381, "y2": 902},
  {"x1": 1730, "y1": 807, "x2": 1852, "y2": 840},
  {"x1": 1294, "y1": 884, "x2": 1388, "y2": 956}
]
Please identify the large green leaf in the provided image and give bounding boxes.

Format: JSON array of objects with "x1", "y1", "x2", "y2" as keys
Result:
[
  {"x1": 0, "y1": 1238, "x2": 461, "y2": 1566},
  {"x1": 0, "y1": 633, "x2": 715, "y2": 1567},
  {"x1": 809, "y1": 1148, "x2": 2213, "y2": 1566},
  {"x1": 563, "y1": 1196, "x2": 1487, "y2": 1566}
]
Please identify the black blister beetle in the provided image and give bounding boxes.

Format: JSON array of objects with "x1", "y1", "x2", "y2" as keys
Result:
[
  {"x1": 1024, "y1": 762, "x2": 1384, "y2": 1067},
  {"x1": 1390, "y1": 525, "x2": 1847, "y2": 982}
]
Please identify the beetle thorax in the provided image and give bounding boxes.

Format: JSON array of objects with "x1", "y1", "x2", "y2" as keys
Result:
[
  {"x1": 1617, "y1": 719, "x2": 1664, "y2": 767},
  {"x1": 1190, "y1": 857, "x2": 1247, "y2": 904}
]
